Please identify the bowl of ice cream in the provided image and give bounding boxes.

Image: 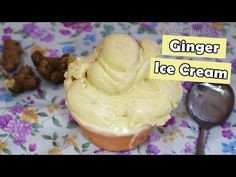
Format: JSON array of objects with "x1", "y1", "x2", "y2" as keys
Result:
[{"x1": 64, "y1": 33, "x2": 182, "y2": 151}]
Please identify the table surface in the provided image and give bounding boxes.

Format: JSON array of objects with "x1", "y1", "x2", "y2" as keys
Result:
[{"x1": 0, "y1": 22, "x2": 236, "y2": 155}]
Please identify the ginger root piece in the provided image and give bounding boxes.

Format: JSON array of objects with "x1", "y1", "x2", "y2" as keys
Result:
[
  {"x1": 0, "y1": 39, "x2": 23, "y2": 72},
  {"x1": 4, "y1": 66, "x2": 40, "y2": 93},
  {"x1": 31, "y1": 51, "x2": 72, "y2": 84}
]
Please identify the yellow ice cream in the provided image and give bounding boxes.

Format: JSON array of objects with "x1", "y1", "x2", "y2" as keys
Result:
[{"x1": 64, "y1": 33, "x2": 182, "y2": 135}]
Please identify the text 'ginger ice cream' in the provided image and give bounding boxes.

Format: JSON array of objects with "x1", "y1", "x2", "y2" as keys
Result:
[{"x1": 64, "y1": 33, "x2": 182, "y2": 136}]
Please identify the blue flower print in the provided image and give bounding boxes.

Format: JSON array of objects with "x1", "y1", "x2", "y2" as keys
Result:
[
  {"x1": 62, "y1": 45, "x2": 76, "y2": 54},
  {"x1": 0, "y1": 93, "x2": 13, "y2": 102},
  {"x1": 222, "y1": 141, "x2": 236, "y2": 154}
]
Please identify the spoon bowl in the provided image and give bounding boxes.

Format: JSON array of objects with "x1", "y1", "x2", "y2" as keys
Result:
[{"x1": 187, "y1": 83, "x2": 235, "y2": 154}]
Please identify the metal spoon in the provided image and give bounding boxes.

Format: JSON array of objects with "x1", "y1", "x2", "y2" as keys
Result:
[{"x1": 187, "y1": 83, "x2": 235, "y2": 155}]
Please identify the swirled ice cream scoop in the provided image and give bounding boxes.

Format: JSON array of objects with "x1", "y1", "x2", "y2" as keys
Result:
[{"x1": 64, "y1": 33, "x2": 182, "y2": 135}]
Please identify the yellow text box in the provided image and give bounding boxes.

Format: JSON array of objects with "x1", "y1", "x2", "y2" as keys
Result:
[
  {"x1": 150, "y1": 58, "x2": 231, "y2": 84},
  {"x1": 162, "y1": 35, "x2": 227, "y2": 59}
]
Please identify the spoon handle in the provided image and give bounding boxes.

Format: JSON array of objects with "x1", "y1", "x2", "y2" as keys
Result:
[{"x1": 196, "y1": 127, "x2": 208, "y2": 155}]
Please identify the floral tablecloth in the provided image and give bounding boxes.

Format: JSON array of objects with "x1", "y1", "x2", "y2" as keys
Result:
[{"x1": 0, "y1": 22, "x2": 236, "y2": 155}]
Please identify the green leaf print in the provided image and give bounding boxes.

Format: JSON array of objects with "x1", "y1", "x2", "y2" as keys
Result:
[
  {"x1": 15, "y1": 115, "x2": 21, "y2": 120},
  {"x1": 94, "y1": 23, "x2": 101, "y2": 28},
  {"x1": 82, "y1": 142, "x2": 90, "y2": 149},
  {"x1": 100, "y1": 24, "x2": 114, "y2": 36},
  {"x1": 50, "y1": 28, "x2": 56, "y2": 32},
  {"x1": 157, "y1": 127, "x2": 164, "y2": 134},
  {"x1": 0, "y1": 134, "x2": 8, "y2": 137},
  {"x1": 51, "y1": 22, "x2": 57, "y2": 26},
  {"x1": 227, "y1": 46, "x2": 234, "y2": 55},
  {"x1": 53, "y1": 132, "x2": 58, "y2": 140},
  {"x1": 137, "y1": 27, "x2": 145, "y2": 34},
  {"x1": 24, "y1": 43, "x2": 35, "y2": 50},
  {"x1": 32, "y1": 123, "x2": 41, "y2": 129},
  {"x1": 13, "y1": 29, "x2": 24, "y2": 34},
  {"x1": 34, "y1": 129, "x2": 39, "y2": 133},
  {"x1": 104, "y1": 24, "x2": 114, "y2": 32},
  {"x1": 52, "y1": 116, "x2": 62, "y2": 127},
  {"x1": 52, "y1": 141, "x2": 59, "y2": 147},
  {"x1": 22, "y1": 35, "x2": 29, "y2": 39},
  {"x1": 82, "y1": 149, "x2": 88, "y2": 153},
  {"x1": 62, "y1": 134, "x2": 69, "y2": 139},
  {"x1": 232, "y1": 123, "x2": 236, "y2": 127},
  {"x1": 147, "y1": 28, "x2": 156, "y2": 34},
  {"x1": 51, "y1": 96, "x2": 58, "y2": 104},
  {"x1": 58, "y1": 41, "x2": 75, "y2": 45},
  {"x1": 81, "y1": 51, "x2": 89, "y2": 56},
  {"x1": 66, "y1": 123, "x2": 78, "y2": 129},
  {"x1": 74, "y1": 146, "x2": 80, "y2": 154},
  {"x1": 20, "y1": 144, "x2": 27, "y2": 152},
  {"x1": 37, "y1": 112, "x2": 48, "y2": 117},
  {"x1": 42, "y1": 135, "x2": 53, "y2": 140},
  {"x1": 186, "y1": 136, "x2": 195, "y2": 139},
  {"x1": 137, "y1": 145, "x2": 141, "y2": 154},
  {"x1": 71, "y1": 34, "x2": 79, "y2": 38},
  {"x1": 3, "y1": 148, "x2": 12, "y2": 155}
]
